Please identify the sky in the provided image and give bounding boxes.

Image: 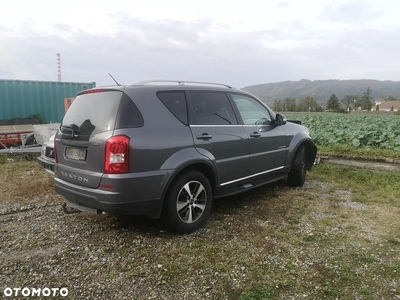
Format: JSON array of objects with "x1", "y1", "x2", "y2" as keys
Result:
[{"x1": 1, "y1": 0, "x2": 400, "y2": 88}]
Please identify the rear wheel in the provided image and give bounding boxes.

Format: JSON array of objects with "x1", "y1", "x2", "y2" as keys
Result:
[
  {"x1": 163, "y1": 170, "x2": 212, "y2": 233},
  {"x1": 287, "y1": 146, "x2": 306, "y2": 187}
]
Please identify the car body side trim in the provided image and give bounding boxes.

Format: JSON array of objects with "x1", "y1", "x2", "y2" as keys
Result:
[
  {"x1": 190, "y1": 125, "x2": 272, "y2": 128},
  {"x1": 190, "y1": 125, "x2": 243, "y2": 127},
  {"x1": 220, "y1": 166, "x2": 284, "y2": 186}
]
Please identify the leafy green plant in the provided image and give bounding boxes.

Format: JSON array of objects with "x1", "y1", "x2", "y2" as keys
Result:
[
  {"x1": 285, "y1": 113, "x2": 400, "y2": 152},
  {"x1": 239, "y1": 285, "x2": 274, "y2": 300}
]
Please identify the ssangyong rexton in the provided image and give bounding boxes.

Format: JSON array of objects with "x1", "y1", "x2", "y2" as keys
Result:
[{"x1": 54, "y1": 81, "x2": 317, "y2": 233}]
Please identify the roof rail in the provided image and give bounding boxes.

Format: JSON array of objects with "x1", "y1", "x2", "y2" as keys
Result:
[{"x1": 131, "y1": 80, "x2": 235, "y2": 89}]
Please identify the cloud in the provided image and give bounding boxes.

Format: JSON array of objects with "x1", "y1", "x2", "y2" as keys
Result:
[
  {"x1": 321, "y1": 1, "x2": 382, "y2": 24},
  {"x1": 276, "y1": 1, "x2": 291, "y2": 8},
  {"x1": 1, "y1": 7, "x2": 400, "y2": 88},
  {"x1": 1, "y1": 16, "x2": 289, "y2": 86}
]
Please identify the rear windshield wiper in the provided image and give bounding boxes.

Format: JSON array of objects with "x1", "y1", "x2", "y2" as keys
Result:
[{"x1": 61, "y1": 124, "x2": 80, "y2": 139}]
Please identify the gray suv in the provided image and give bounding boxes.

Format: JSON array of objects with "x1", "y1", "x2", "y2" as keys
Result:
[{"x1": 54, "y1": 81, "x2": 317, "y2": 233}]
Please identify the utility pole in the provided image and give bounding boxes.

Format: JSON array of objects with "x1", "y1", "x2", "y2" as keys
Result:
[{"x1": 57, "y1": 53, "x2": 62, "y2": 82}]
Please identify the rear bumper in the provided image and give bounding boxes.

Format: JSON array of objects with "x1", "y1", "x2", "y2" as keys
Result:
[
  {"x1": 37, "y1": 156, "x2": 55, "y2": 175},
  {"x1": 54, "y1": 170, "x2": 169, "y2": 219}
]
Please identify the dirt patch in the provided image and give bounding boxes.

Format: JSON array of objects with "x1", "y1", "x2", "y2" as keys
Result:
[{"x1": 0, "y1": 161, "x2": 399, "y2": 299}]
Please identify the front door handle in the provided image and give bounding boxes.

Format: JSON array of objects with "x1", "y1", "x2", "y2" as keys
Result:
[
  {"x1": 250, "y1": 132, "x2": 261, "y2": 138},
  {"x1": 196, "y1": 133, "x2": 212, "y2": 140}
]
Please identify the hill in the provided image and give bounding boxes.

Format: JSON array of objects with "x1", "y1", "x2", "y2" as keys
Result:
[{"x1": 242, "y1": 79, "x2": 400, "y2": 106}]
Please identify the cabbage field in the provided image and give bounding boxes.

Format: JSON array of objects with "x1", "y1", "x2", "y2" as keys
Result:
[{"x1": 284, "y1": 113, "x2": 400, "y2": 151}]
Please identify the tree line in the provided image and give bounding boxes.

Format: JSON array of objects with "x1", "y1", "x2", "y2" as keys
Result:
[
  {"x1": 273, "y1": 87, "x2": 380, "y2": 112},
  {"x1": 273, "y1": 96, "x2": 324, "y2": 112}
]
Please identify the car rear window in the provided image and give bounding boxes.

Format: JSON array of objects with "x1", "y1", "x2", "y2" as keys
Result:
[{"x1": 61, "y1": 91, "x2": 143, "y2": 139}]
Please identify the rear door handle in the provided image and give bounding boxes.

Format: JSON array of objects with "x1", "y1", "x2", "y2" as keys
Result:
[
  {"x1": 250, "y1": 132, "x2": 261, "y2": 138},
  {"x1": 196, "y1": 133, "x2": 212, "y2": 140}
]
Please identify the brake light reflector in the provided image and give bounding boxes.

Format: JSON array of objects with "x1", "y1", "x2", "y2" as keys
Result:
[
  {"x1": 104, "y1": 135, "x2": 130, "y2": 174},
  {"x1": 82, "y1": 88, "x2": 104, "y2": 94}
]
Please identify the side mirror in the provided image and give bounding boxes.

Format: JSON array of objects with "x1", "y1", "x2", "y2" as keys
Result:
[{"x1": 275, "y1": 114, "x2": 287, "y2": 126}]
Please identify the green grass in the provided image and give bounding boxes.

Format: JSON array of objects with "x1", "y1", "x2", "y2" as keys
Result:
[
  {"x1": 236, "y1": 163, "x2": 400, "y2": 299},
  {"x1": 308, "y1": 164, "x2": 400, "y2": 205},
  {"x1": 239, "y1": 285, "x2": 274, "y2": 300},
  {"x1": 1, "y1": 155, "x2": 400, "y2": 299},
  {"x1": 318, "y1": 144, "x2": 400, "y2": 160}
]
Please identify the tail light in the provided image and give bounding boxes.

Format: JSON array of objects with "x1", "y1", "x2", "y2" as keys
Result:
[
  {"x1": 104, "y1": 135, "x2": 130, "y2": 174},
  {"x1": 54, "y1": 139, "x2": 58, "y2": 163}
]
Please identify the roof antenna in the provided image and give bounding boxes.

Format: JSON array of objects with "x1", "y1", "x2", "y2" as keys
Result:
[{"x1": 108, "y1": 73, "x2": 121, "y2": 86}]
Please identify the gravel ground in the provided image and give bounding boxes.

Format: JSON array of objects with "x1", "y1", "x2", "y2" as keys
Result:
[{"x1": 1, "y1": 161, "x2": 400, "y2": 299}]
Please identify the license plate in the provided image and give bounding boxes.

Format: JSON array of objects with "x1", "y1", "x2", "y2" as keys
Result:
[{"x1": 65, "y1": 147, "x2": 86, "y2": 161}]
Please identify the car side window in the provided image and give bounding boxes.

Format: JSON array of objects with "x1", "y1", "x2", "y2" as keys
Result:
[
  {"x1": 157, "y1": 91, "x2": 188, "y2": 125},
  {"x1": 190, "y1": 92, "x2": 238, "y2": 125},
  {"x1": 230, "y1": 94, "x2": 272, "y2": 125}
]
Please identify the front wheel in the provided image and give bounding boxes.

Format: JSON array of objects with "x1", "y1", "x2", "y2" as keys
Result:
[
  {"x1": 162, "y1": 171, "x2": 212, "y2": 233},
  {"x1": 287, "y1": 146, "x2": 306, "y2": 187}
]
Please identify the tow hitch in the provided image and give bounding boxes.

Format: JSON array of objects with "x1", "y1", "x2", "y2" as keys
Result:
[
  {"x1": 62, "y1": 201, "x2": 102, "y2": 214},
  {"x1": 62, "y1": 202, "x2": 81, "y2": 214}
]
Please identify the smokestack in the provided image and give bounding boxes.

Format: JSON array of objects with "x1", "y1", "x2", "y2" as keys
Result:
[{"x1": 57, "y1": 53, "x2": 62, "y2": 82}]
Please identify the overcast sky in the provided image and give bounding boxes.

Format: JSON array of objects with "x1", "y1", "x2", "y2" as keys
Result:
[{"x1": 1, "y1": 0, "x2": 399, "y2": 88}]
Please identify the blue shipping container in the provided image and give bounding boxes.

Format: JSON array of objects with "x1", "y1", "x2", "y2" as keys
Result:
[{"x1": 0, "y1": 79, "x2": 96, "y2": 123}]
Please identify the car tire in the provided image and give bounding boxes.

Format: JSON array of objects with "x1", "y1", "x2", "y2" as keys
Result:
[
  {"x1": 163, "y1": 170, "x2": 212, "y2": 233},
  {"x1": 287, "y1": 146, "x2": 306, "y2": 187}
]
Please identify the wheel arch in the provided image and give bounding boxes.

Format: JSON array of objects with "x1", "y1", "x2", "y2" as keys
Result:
[
  {"x1": 160, "y1": 161, "x2": 217, "y2": 204},
  {"x1": 288, "y1": 135, "x2": 317, "y2": 171},
  {"x1": 297, "y1": 140, "x2": 318, "y2": 170}
]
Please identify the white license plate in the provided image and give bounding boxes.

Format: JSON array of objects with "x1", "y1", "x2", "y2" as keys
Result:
[{"x1": 65, "y1": 147, "x2": 86, "y2": 161}]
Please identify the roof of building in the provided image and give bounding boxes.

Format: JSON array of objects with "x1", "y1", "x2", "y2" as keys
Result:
[{"x1": 377, "y1": 100, "x2": 400, "y2": 110}]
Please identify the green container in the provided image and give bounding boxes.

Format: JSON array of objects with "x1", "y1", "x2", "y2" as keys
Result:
[{"x1": 0, "y1": 79, "x2": 96, "y2": 123}]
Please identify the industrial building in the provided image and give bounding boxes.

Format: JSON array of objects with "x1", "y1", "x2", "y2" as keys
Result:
[{"x1": 0, "y1": 79, "x2": 96, "y2": 123}]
